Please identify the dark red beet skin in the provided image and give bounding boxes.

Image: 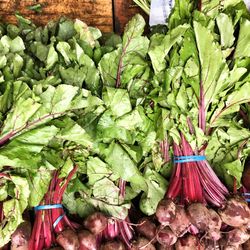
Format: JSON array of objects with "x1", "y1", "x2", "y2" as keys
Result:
[
  {"x1": 226, "y1": 227, "x2": 250, "y2": 246},
  {"x1": 11, "y1": 221, "x2": 31, "y2": 249},
  {"x1": 100, "y1": 241, "x2": 126, "y2": 250},
  {"x1": 56, "y1": 229, "x2": 80, "y2": 250},
  {"x1": 78, "y1": 230, "x2": 97, "y2": 250},
  {"x1": 219, "y1": 197, "x2": 250, "y2": 227},
  {"x1": 156, "y1": 227, "x2": 177, "y2": 247},
  {"x1": 156, "y1": 199, "x2": 176, "y2": 226},
  {"x1": 131, "y1": 237, "x2": 156, "y2": 250},
  {"x1": 175, "y1": 235, "x2": 205, "y2": 250},
  {"x1": 187, "y1": 203, "x2": 210, "y2": 231},
  {"x1": 169, "y1": 206, "x2": 190, "y2": 237},
  {"x1": 207, "y1": 209, "x2": 222, "y2": 241},
  {"x1": 84, "y1": 212, "x2": 108, "y2": 235},
  {"x1": 137, "y1": 217, "x2": 157, "y2": 242},
  {"x1": 243, "y1": 239, "x2": 250, "y2": 250}
]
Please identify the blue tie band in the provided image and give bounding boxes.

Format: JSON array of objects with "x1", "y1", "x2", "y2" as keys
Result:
[
  {"x1": 242, "y1": 193, "x2": 250, "y2": 203},
  {"x1": 34, "y1": 204, "x2": 63, "y2": 211},
  {"x1": 174, "y1": 155, "x2": 206, "y2": 164},
  {"x1": 34, "y1": 204, "x2": 65, "y2": 228}
]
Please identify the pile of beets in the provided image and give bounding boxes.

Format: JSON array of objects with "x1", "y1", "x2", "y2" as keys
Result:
[{"x1": 8, "y1": 196, "x2": 250, "y2": 250}]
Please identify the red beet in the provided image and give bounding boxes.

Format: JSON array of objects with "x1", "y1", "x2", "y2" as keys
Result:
[
  {"x1": 175, "y1": 235, "x2": 205, "y2": 250},
  {"x1": 84, "y1": 212, "x2": 108, "y2": 235},
  {"x1": 100, "y1": 241, "x2": 126, "y2": 250},
  {"x1": 156, "y1": 227, "x2": 177, "y2": 247},
  {"x1": 226, "y1": 227, "x2": 250, "y2": 246},
  {"x1": 137, "y1": 218, "x2": 157, "y2": 242},
  {"x1": 169, "y1": 206, "x2": 190, "y2": 237},
  {"x1": 156, "y1": 199, "x2": 176, "y2": 226},
  {"x1": 11, "y1": 221, "x2": 31, "y2": 250},
  {"x1": 187, "y1": 203, "x2": 210, "y2": 231},
  {"x1": 156, "y1": 244, "x2": 174, "y2": 250},
  {"x1": 224, "y1": 246, "x2": 243, "y2": 250},
  {"x1": 206, "y1": 209, "x2": 222, "y2": 241},
  {"x1": 219, "y1": 197, "x2": 250, "y2": 227},
  {"x1": 78, "y1": 230, "x2": 97, "y2": 250},
  {"x1": 131, "y1": 237, "x2": 156, "y2": 250},
  {"x1": 243, "y1": 239, "x2": 250, "y2": 249},
  {"x1": 56, "y1": 229, "x2": 80, "y2": 250}
]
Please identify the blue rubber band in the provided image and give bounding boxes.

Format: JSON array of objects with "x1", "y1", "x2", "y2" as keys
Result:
[
  {"x1": 243, "y1": 193, "x2": 250, "y2": 195},
  {"x1": 34, "y1": 204, "x2": 63, "y2": 211},
  {"x1": 53, "y1": 214, "x2": 65, "y2": 228},
  {"x1": 245, "y1": 199, "x2": 250, "y2": 203},
  {"x1": 174, "y1": 155, "x2": 206, "y2": 163}
]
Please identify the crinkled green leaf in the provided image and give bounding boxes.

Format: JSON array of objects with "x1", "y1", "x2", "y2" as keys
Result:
[
  {"x1": 149, "y1": 24, "x2": 189, "y2": 73},
  {"x1": 235, "y1": 18, "x2": 250, "y2": 58},
  {"x1": 105, "y1": 142, "x2": 147, "y2": 191},
  {"x1": 0, "y1": 175, "x2": 30, "y2": 247},
  {"x1": 140, "y1": 168, "x2": 167, "y2": 215}
]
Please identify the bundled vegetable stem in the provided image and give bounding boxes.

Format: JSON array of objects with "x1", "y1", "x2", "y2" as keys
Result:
[{"x1": 29, "y1": 165, "x2": 79, "y2": 250}]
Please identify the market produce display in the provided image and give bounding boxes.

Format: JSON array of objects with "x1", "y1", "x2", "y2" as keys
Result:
[{"x1": 0, "y1": 0, "x2": 250, "y2": 249}]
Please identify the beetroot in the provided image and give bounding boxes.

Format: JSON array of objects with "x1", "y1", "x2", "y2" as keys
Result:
[
  {"x1": 78, "y1": 230, "x2": 97, "y2": 250},
  {"x1": 206, "y1": 209, "x2": 222, "y2": 241},
  {"x1": 203, "y1": 240, "x2": 220, "y2": 250},
  {"x1": 175, "y1": 235, "x2": 205, "y2": 250},
  {"x1": 156, "y1": 244, "x2": 174, "y2": 250},
  {"x1": 156, "y1": 227, "x2": 177, "y2": 247},
  {"x1": 224, "y1": 246, "x2": 243, "y2": 250},
  {"x1": 131, "y1": 237, "x2": 156, "y2": 250},
  {"x1": 243, "y1": 239, "x2": 250, "y2": 249},
  {"x1": 84, "y1": 212, "x2": 108, "y2": 235},
  {"x1": 169, "y1": 206, "x2": 190, "y2": 237},
  {"x1": 137, "y1": 218, "x2": 157, "y2": 242},
  {"x1": 10, "y1": 221, "x2": 31, "y2": 250},
  {"x1": 100, "y1": 241, "x2": 126, "y2": 250},
  {"x1": 226, "y1": 227, "x2": 250, "y2": 246},
  {"x1": 187, "y1": 203, "x2": 210, "y2": 231},
  {"x1": 156, "y1": 199, "x2": 176, "y2": 226},
  {"x1": 56, "y1": 229, "x2": 80, "y2": 250},
  {"x1": 219, "y1": 197, "x2": 250, "y2": 227}
]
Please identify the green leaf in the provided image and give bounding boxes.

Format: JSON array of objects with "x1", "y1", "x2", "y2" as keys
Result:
[
  {"x1": 149, "y1": 24, "x2": 189, "y2": 73},
  {"x1": 140, "y1": 168, "x2": 167, "y2": 215},
  {"x1": 74, "y1": 19, "x2": 101, "y2": 47},
  {"x1": 57, "y1": 19, "x2": 76, "y2": 40},
  {"x1": 46, "y1": 44, "x2": 58, "y2": 70},
  {"x1": 87, "y1": 157, "x2": 118, "y2": 186},
  {"x1": 102, "y1": 87, "x2": 131, "y2": 117},
  {"x1": 99, "y1": 15, "x2": 149, "y2": 88},
  {"x1": 28, "y1": 166, "x2": 53, "y2": 206},
  {"x1": 0, "y1": 175, "x2": 30, "y2": 247},
  {"x1": 58, "y1": 118, "x2": 94, "y2": 149},
  {"x1": 194, "y1": 21, "x2": 229, "y2": 111},
  {"x1": 96, "y1": 110, "x2": 134, "y2": 144},
  {"x1": 105, "y1": 142, "x2": 147, "y2": 191},
  {"x1": 56, "y1": 41, "x2": 73, "y2": 64},
  {"x1": 216, "y1": 13, "x2": 235, "y2": 48},
  {"x1": 223, "y1": 159, "x2": 243, "y2": 189},
  {"x1": 92, "y1": 178, "x2": 130, "y2": 219},
  {"x1": 235, "y1": 18, "x2": 250, "y2": 58},
  {"x1": 0, "y1": 125, "x2": 58, "y2": 170}
]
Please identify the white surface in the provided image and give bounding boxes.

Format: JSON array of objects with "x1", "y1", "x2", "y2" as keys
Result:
[
  {"x1": 149, "y1": 0, "x2": 175, "y2": 26},
  {"x1": 244, "y1": 0, "x2": 250, "y2": 11}
]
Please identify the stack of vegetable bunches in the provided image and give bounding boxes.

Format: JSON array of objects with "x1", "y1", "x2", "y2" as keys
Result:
[{"x1": 0, "y1": 0, "x2": 250, "y2": 249}]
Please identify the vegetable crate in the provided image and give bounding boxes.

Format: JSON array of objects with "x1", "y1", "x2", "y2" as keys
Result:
[{"x1": 0, "y1": 0, "x2": 147, "y2": 33}]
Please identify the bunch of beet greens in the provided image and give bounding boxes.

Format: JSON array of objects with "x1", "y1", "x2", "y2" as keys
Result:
[{"x1": 0, "y1": 0, "x2": 250, "y2": 249}]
